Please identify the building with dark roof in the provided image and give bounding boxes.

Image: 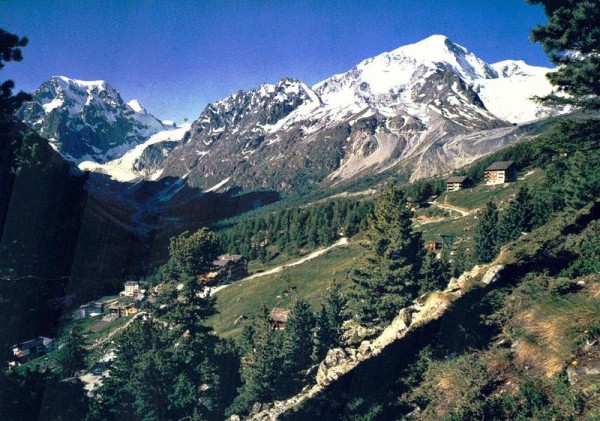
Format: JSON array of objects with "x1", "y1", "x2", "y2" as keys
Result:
[
  {"x1": 446, "y1": 175, "x2": 471, "y2": 191},
  {"x1": 484, "y1": 161, "x2": 517, "y2": 185},
  {"x1": 11, "y1": 336, "x2": 57, "y2": 361},
  {"x1": 212, "y1": 254, "x2": 248, "y2": 283}
]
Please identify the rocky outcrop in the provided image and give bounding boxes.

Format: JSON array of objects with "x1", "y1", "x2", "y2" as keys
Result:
[
  {"x1": 482, "y1": 264, "x2": 505, "y2": 285},
  {"x1": 247, "y1": 262, "x2": 500, "y2": 420}
]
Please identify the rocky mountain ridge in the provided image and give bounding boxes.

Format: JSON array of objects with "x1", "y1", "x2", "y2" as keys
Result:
[
  {"x1": 18, "y1": 36, "x2": 567, "y2": 193},
  {"x1": 16, "y1": 76, "x2": 173, "y2": 163},
  {"x1": 160, "y1": 35, "x2": 564, "y2": 192}
]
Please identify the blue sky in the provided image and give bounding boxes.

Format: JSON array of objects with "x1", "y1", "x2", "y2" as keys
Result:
[{"x1": 1, "y1": 0, "x2": 549, "y2": 123}]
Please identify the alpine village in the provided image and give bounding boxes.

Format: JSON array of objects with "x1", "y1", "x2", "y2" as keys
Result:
[{"x1": 0, "y1": 1, "x2": 599, "y2": 420}]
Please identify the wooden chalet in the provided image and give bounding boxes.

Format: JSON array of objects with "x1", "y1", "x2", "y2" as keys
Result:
[
  {"x1": 446, "y1": 175, "x2": 470, "y2": 191},
  {"x1": 484, "y1": 161, "x2": 517, "y2": 185},
  {"x1": 109, "y1": 301, "x2": 137, "y2": 318},
  {"x1": 269, "y1": 308, "x2": 291, "y2": 330},
  {"x1": 212, "y1": 254, "x2": 248, "y2": 283}
]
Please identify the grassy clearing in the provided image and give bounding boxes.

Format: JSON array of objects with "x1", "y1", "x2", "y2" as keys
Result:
[
  {"x1": 419, "y1": 213, "x2": 476, "y2": 245},
  {"x1": 210, "y1": 242, "x2": 362, "y2": 339}
]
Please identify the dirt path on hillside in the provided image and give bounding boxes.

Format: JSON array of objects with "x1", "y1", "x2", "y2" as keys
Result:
[
  {"x1": 86, "y1": 311, "x2": 148, "y2": 350},
  {"x1": 211, "y1": 237, "x2": 349, "y2": 296},
  {"x1": 430, "y1": 200, "x2": 473, "y2": 217}
]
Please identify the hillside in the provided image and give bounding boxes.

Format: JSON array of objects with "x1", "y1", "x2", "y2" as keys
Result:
[
  {"x1": 241, "y1": 118, "x2": 600, "y2": 420},
  {"x1": 207, "y1": 160, "x2": 545, "y2": 341}
]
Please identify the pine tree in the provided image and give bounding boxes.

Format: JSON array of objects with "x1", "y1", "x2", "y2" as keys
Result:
[
  {"x1": 530, "y1": 189, "x2": 552, "y2": 229},
  {"x1": 56, "y1": 328, "x2": 86, "y2": 378},
  {"x1": 474, "y1": 202, "x2": 500, "y2": 264},
  {"x1": 313, "y1": 282, "x2": 346, "y2": 363},
  {"x1": 527, "y1": 1, "x2": 600, "y2": 110},
  {"x1": 90, "y1": 318, "x2": 170, "y2": 420},
  {"x1": 451, "y1": 241, "x2": 472, "y2": 278},
  {"x1": 231, "y1": 310, "x2": 282, "y2": 414},
  {"x1": 153, "y1": 229, "x2": 235, "y2": 419},
  {"x1": 499, "y1": 187, "x2": 533, "y2": 243},
  {"x1": 280, "y1": 299, "x2": 316, "y2": 392},
  {"x1": 168, "y1": 228, "x2": 221, "y2": 280},
  {"x1": 0, "y1": 28, "x2": 32, "y2": 114},
  {"x1": 348, "y1": 185, "x2": 424, "y2": 326},
  {"x1": 418, "y1": 251, "x2": 450, "y2": 295}
]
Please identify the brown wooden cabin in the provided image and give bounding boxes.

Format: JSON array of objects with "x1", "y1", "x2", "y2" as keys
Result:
[{"x1": 446, "y1": 175, "x2": 470, "y2": 191}]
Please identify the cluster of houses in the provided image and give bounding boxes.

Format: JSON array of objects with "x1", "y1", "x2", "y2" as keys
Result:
[
  {"x1": 8, "y1": 255, "x2": 250, "y2": 370},
  {"x1": 105, "y1": 281, "x2": 147, "y2": 321},
  {"x1": 78, "y1": 280, "x2": 147, "y2": 323},
  {"x1": 446, "y1": 161, "x2": 517, "y2": 191}
]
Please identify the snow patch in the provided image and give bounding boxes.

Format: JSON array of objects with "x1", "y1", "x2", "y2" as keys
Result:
[
  {"x1": 127, "y1": 99, "x2": 146, "y2": 113},
  {"x1": 205, "y1": 177, "x2": 231, "y2": 192}
]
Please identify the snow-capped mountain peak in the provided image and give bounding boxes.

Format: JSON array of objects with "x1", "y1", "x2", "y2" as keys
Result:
[
  {"x1": 54, "y1": 75, "x2": 109, "y2": 90},
  {"x1": 389, "y1": 34, "x2": 497, "y2": 81},
  {"x1": 311, "y1": 35, "x2": 499, "y2": 120},
  {"x1": 17, "y1": 76, "x2": 172, "y2": 163}
]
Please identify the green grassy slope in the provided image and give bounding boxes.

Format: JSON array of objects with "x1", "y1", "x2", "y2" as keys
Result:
[
  {"x1": 210, "y1": 242, "x2": 361, "y2": 338},
  {"x1": 210, "y1": 168, "x2": 548, "y2": 340}
]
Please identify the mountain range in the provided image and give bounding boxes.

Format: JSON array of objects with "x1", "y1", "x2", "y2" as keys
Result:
[{"x1": 17, "y1": 35, "x2": 567, "y2": 194}]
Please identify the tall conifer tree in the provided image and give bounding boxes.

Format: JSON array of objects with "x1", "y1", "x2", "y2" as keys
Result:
[
  {"x1": 418, "y1": 252, "x2": 450, "y2": 295},
  {"x1": 348, "y1": 185, "x2": 424, "y2": 326},
  {"x1": 527, "y1": 0, "x2": 600, "y2": 110},
  {"x1": 474, "y1": 202, "x2": 500, "y2": 264},
  {"x1": 499, "y1": 187, "x2": 533, "y2": 243}
]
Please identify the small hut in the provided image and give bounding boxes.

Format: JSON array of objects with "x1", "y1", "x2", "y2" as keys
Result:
[{"x1": 269, "y1": 308, "x2": 291, "y2": 330}]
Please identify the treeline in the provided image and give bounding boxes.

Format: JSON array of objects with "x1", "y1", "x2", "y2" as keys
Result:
[
  {"x1": 219, "y1": 198, "x2": 373, "y2": 261},
  {"x1": 403, "y1": 177, "x2": 446, "y2": 203},
  {"x1": 218, "y1": 177, "x2": 446, "y2": 265}
]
